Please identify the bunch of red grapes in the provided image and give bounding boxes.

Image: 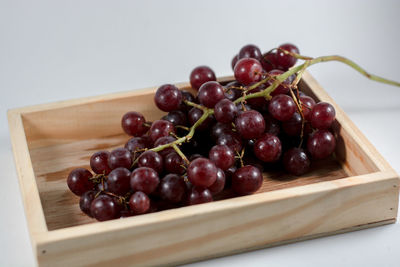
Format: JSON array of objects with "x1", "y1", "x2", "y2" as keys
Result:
[{"x1": 67, "y1": 43, "x2": 337, "y2": 222}]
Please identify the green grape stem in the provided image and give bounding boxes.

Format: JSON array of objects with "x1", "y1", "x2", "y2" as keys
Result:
[{"x1": 144, "y1": 54, "x2": 400, "y2": 161}]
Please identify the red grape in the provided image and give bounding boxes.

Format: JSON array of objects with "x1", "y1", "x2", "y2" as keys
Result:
[
  {"x1": 307, "y1": 130, "x2": 336, "y2": 159},
  {"x1": 121, "y1": 111, "x2": 148, "y2": 136},
  {"x1": 299, "y1": 95, "x2": 316, "y2": 121},
  {"x1": 208, "y1": 145, "x2": 235, "y2": 171},
  {"x1": 282, "y1": 112, "x2": 302, "y2": 136},
  {"x1": 234, "y1": 58, "x2": 263, "y2": 85},
  {"x1": 197, "y1": 81, "x2": 225, "y2": 108},
  {"x1": 214, "y1": 99, "x2": 237, "y2": 123},
  {"x1": 261, "y1": 50, "x2": 277, "y2": 72},
  {"x1": 283, "y1": 148, "x2": 310, "y2": 175},
  {"x1": 187, "y1": 158, "x2": 217, "y2": 188},
  {"x1": 187, "y1": 187, "x2": 213, "y2": 205},
  {"x1": 130, "y1": 167, "x2": 160, "y2": 194},
  {"x1": 238, "y1": 44, "x2": 262, "y2": 61},
  {"x1": 235, "y1": 110, "x2": 265, "y2": 139},
  {"x1": 138, "y1": 150, "x2": 163, "y2": 174},
  {"x1": 149, "y1": 120, "x2": 176, "y2": 143},
  {"x1": 125, "y1": 137, "x2": 148, "y2": 154},
  {"x1": 79, "y1": 190, "x2": 96, "y2": 217},
  {"x1": 107, "y1": 167, "x2": 131, "y2": 196},
  {"x1": 90, "y1": 194, "x2": 121, "y2": 221},
  {"x1": 310, "y1": 102, "x2": 336, "y2": 129},
  {"x1": 164, "y1": 152, "x2": 186, "y2": 174},
  {"x1": 90, "y1": 151, "x2": 112, "y2": 175},
  {"x1": 67, "y1": 168, "x2": 93, "y2": 196},
  {"x1": 267, "y1": 69, "x2": 291, "y2": 96},
  {"x1": 275, "y1": 43, "x2": 300, "y2": 70},
  {"x1": 129, "y1": 191, "x2": 150, "y2": 215},
  {"x1": 208, "y1": 168, "x2": 226, "y2": 195},
  {"x1": 254, "y1": 134, "x2": 282, "y2": 162},
  {"x1": 108, "y1": 148, "x2": 132, "y2": 170},
  {"x1": 159, "y1": 174, "x2": 186, "y2": 203},
  {"x1": 268, "y1": 94, "x2": 296, "y2": 121},
  {"x1": 232, "y1": 165, "x2": 263, "y2": 195},
  {"x1": 190, "y1": 66, "x2": 216, "y2": 90},
  {"x1": 154, "y1": 84, "x2": 182, "y2": 112},
  {"x1": 153, "y1": 136, "x2": 176, "y2": 158}
]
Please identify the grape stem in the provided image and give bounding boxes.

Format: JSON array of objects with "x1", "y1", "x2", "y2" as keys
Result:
[{"x1": 143, "y1": 53, "x2": 400, "y2": 160}]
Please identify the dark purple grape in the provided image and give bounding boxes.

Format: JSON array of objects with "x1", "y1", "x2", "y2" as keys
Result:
[
  {"x1": 246, "y1": 85, "x2": 268, "y2": 110},
  {"x1": 90, "y1": 194, "x2": 120, "y2": 221},
  {"x1": 208, "y1": 168, "x2": 226, "y2": 195},
  {"x1": 211, "y1": 122, "x2": 233, "y2": 141},
  {"x1": 125, "y1": 137, "x2": 148, "y2": 154},
  {"x1": 263, "y1": 114, "x2": 281, "y2": 136},
  {"x1": 67, "y1": 168, "x2": 93, "y2": 196},
  {"x1": 164, "y1": 152, "x2": 186, "y2": 174},
  {"x1": 187, "y1": 187, "x2": 213, "y2": 205},
  {"x1": 216, "y1": 131, "x2": 243, "y2": 153},
  {"x1": 188, "y1": 107, "x2": 214, "y2": 131},
  {"x1": 130, "y1": 167, "x2": 160, "y2": 194},
  {"x1": 121, "y1": 111, "x2": 148, "y2": 136},
  {"x1": 179, "y1": 90, "x2": 196, "y2": 112},
  {"x1": 214, "y1": 99, "x2": 237, "y2": 123},
  {"x1": 190, "y1": 66, "x2": 216, "y2": 90},
  {"x1": 261, "y1": 51, "x2": 277, "y2": 72},
  {"x1": 307, "y1": 130, "x2": 336, "y2": 159},
  {"x1": 238, "y1": 44, "x2": 262, "y2": 61},
  {"x1": 224, "y1": 81, "x2": 242, "y2": 101},
  {"x1": 159, "y1": 174, "x2": 186, "y2": 203},
  {"x1": 162, "y1": 110, "x2": 188, "y2": 126},
  {"x1": 107, "y1": 167, "x2": 131, "y2": 195},
  {"x1": 208, "y1": 145, "x2": 235, "y2": 171},
  {"x1": 231, "y1": 54, "x2": 239, "y2": 70},
  {"x1": 79, "y1": 190, "x2": 96, "y2": 217},
  {"x1": 282, "y1": 112, "x2": 302, "y2": 136},
  {"x1": 149, "y1": 120, "x2": 176, "y2": 143},
  {"x1": 267, "y1": 69, "x2": 291, "y2": 96},
  {"x1": 189, "y1": 154, "x2": 203, "y2": 161},
  {"x1": 283, "y1": 148, "x2": 310, "y2": 175},
  {"x1": 153, "y1": 136, "x2": 176, "y2": 158},
  {"x1": 300, "y1": 95, "x2": 316, "y2": 121},
  {"x1": 90, "y1": 151, "x2": 112, "y2": 175},
  {"x1": 268, "y1": 94, "x2": 296, "y2": 121},
  {"x1": 108, "y1": 148, "x2": 132, "y2": 170},
  {"x1": 310, "y1": 102, "x2": 336, "y2": 129},
  {"x1": 232, "y1": 165, "x2": 263, "y2": 195},
  {"x1": 187, "y1": 158, "x2": 217, "y2": 188},
  {"x1": 235, "y1": 110, "x2": 265, "y2": 139},
  {"x1": 129, "y1": 191, "x2": 150, "y2": 215},
  {"x1": 254, "y1": 134, "x2": 282, "y2": 162},
  {"x1": 275, "y1": 43, "x2": 300, "y2": 70},
  {"x1": 234, "y1": 58, "x2": 263, "y2": 86},
  {"x1": 137, "y1": 150, "x2": 163, "y2": 174},
  {"x1": 155, "y1": 84, "x2": 183, "y2": 112},
  {"x1": 197, "y1": 81, "x2": 225, "y2": 108},
  {"x1": 224, "y1": 165, "x2": 237, "y2": 188}
]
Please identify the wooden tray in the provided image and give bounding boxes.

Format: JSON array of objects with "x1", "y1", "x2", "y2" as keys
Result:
[{"x1": 8, "y1": 72, "x2": 399, "y2": 266}]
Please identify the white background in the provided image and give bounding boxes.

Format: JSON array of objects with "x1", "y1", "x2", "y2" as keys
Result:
[{"x1": 1, "y1": 1, "x2": 400, "y2": 266}]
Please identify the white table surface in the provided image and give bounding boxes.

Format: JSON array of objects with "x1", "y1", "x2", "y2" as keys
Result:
[{"x1": 1, "y1": 1, "x2": 399, "y2": 266}]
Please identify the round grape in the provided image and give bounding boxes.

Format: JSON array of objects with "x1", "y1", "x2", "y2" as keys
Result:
[
  {"x1": 283, "y1": 148, "x2": 311, "y2": 175},
  {"x1": 275, "y1": 43, "x2": 300, "y2": 70},
  {"x1": 130, "y1": 167, "x2": 160, "y2": 194},
  {"x1": 234, "y1": 58, "x2": 263, "y2": 86},
  {"x1": 214, "y1": 99, "x2": 237, "y2": 123},
  {"x1": 108, "y1": 147, "x2": 132, "y2": 170},
  {"x1": 164, "y1": 152, "x2": 186, "y2": 174},
  {"x1": 159, "y1": 174, "x2": 186, "y2": 203},
  {"x1": 190, "y1": 66, "x2": 216, "y2": 90},
  {"x1": 129, "y1": 191, "x2": 150, "y2": 215},
  {"x1": 121, "y1": 111, "x2": 148, "y2": 136},
  {"x1": 208, "y1": 145, "x2": 235, "y2": 171},
  {"x1": 149, "y1": 120, "x2": 176, "y2": 143},
  {"x1": 254, "y1": 134, "x2": 282, "y2": 162},
  {"x1": 138, "y1": 150, "x2": 163, "y2": 174},
  {"x1": 307, "y1": 130, "x2": 336, "y2": 159},
  {"x1": 268, "y1": 94, "x2": 296, "y2": 121},
  {"x1": 67, "y1": 168, "x2": 93, "y2": 196},
  {"x1": 187, "y1": 158, "x2": 217, "y2": 188},
  {"x1": 232, "y1": 165, "x2": 263, "y2": 195},
  {"x1": 238, "y1": 44, "x2": 262, "y2": 61},
  {"x1": 235, "y1": 110, "x2": 265, "y2": 139},
  {"x1": 208, "y1": 168, "x2": 226, "y2": 195},
  {"x1": 310, "y1": 102, "x2": 336, "y2": 129},
  {"x1": 79, "y1": 190, "x2": 96, "y2": 217},
  {"x1": 197, "y1": 81, "x2": 225, "y2": 108},
  {"x1": 107, "y1": 167, "x2": 131, "y2": 196},
  {"x1": 90, "y1": 151, "x2": 112, "y2": 175},
  {"x1": 90, "y1": 194, "x2": 120, "y2": 221},
  {"x1": 187, "y1": 187, "x2": 213, "y2": 205},
  {"x1": 154, "y1": 84, "x2": 182, "y2": 112}
]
